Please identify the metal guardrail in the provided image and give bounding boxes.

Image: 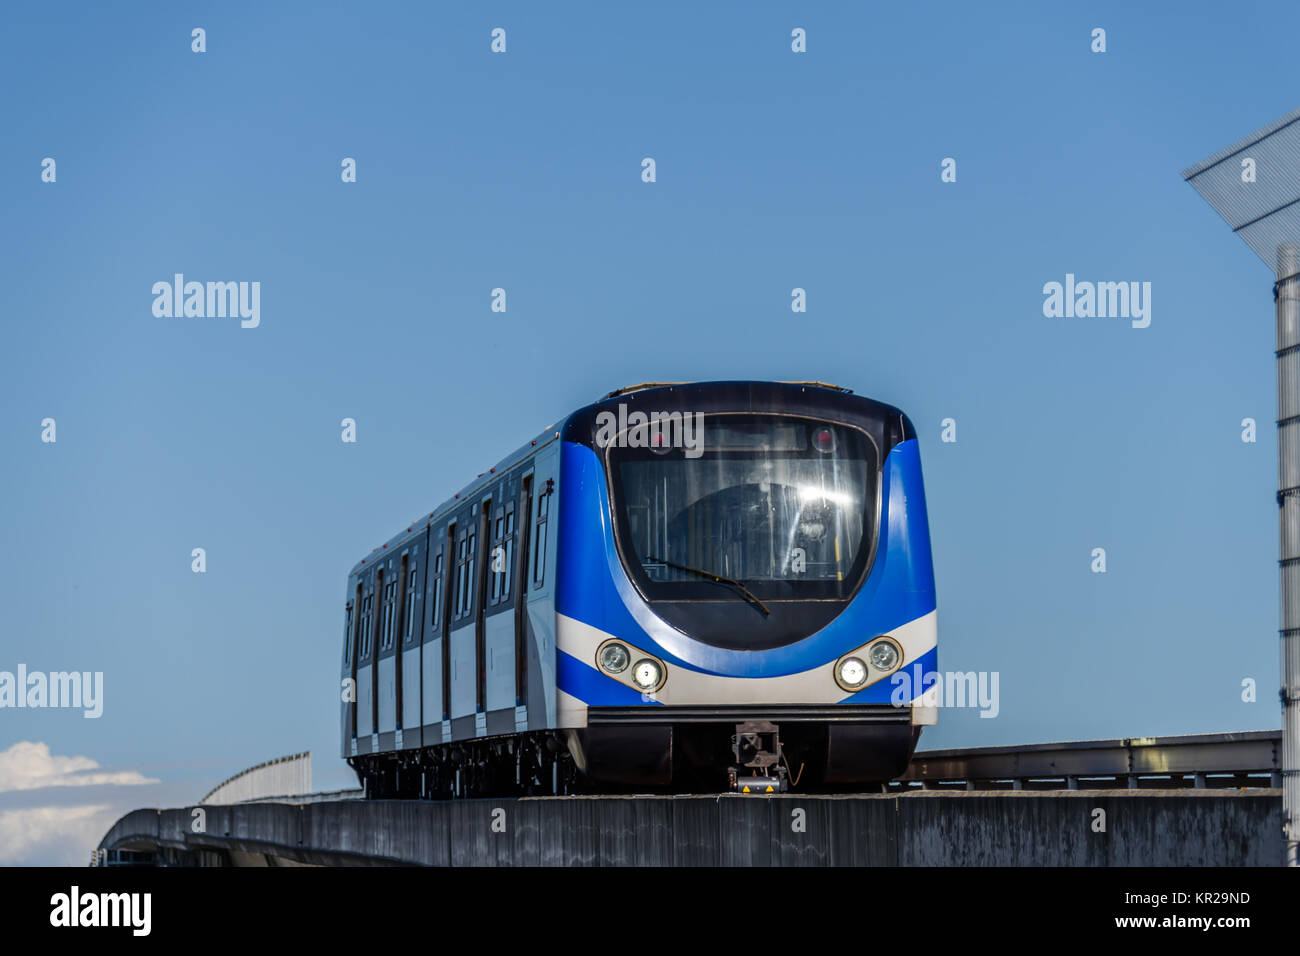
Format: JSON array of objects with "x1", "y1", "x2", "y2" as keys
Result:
[
  {"x1": 896, "y1": 730, "x2": 1283, "y2": 791},
  {"x1": 231, "y1": 787, "x2": 364, "y2": 805},
  {"x1": 201, "y1": 752, "x2": 312, "y2": 805},
  {"x1": 183, "y1": 731, "x2": 1281, "y2": 813}
]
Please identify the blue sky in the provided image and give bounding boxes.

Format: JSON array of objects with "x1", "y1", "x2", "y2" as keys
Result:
[{"x1": 0, "y1": 1, "x2": 1292, "y2": 862}]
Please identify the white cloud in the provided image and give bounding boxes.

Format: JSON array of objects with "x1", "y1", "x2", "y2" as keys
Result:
[
  {"x1": 0, "y1": 741, "x2": 158, "y2": 793},
  {"x1": 0, "y1": 804, "x2": 117, "y2": 865},
  {"x1": 0, "y1": 743, "x2": 166, "y2": 864}
]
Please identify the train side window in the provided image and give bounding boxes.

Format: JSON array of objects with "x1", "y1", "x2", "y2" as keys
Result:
[
  {"x1": 501, "y1": 507, "x2": 515, "y2": 601},
  {"x1": 405, "y1": 565, "x2": 418, "y2": 643},
  {"x1": 490, "y1": 511, "x2": 504, "y2": 604},
  {"x1": 454, "y1": 529, "x2": 477, "y2": 622},
  {"x1": 344, "y1": 603, "x2": 353, "y2": 664},
  {"x1": 454, "y1": 538, "x2": 467, "y2": 618},
  {"x1": 466, "y1": 539, "x2": 474, "y2": 616},
  {"x1": 466, "y1": 532, "x2": 476, "y2": 616},
  {"x1": 533, "y1": 485, "x2": 549, "y2": 587},
  {"x1": 352, "y1": 583, "x2": 363, "y2": 665},
  {"x1": 360, "y1": 593, "x2": 373, "y2": 658},
  {"x1": 455, "y1": 545, "x2": 462, "y2": 617},
  {"x1": 381, "y1": 579, "x2": 396, "y2": 650},
  {"x1": 430, "y1": 551, "x2": 444, "y2": 630},
  {"x1": 361, "y1": 590, "x2": 371, "y2": 658}
]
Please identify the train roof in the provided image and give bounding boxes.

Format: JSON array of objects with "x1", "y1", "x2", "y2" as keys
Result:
[
  {"x1": 347, "y1": 419, "x2": 562, "y2": 577},
  {"x1": 566, "y1": 380, "x2": 912, "y2": 437},
  {"x1": 346, "y1": 380, "x2": 910, "y2": 577},
  {"x1": 603, "y1": 380, "x2": 854, "y2": 398}
]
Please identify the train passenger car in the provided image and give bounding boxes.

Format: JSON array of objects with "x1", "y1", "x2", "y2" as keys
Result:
[{"x1": 341, "y1": 381, "x2": 937, "y2": 797}]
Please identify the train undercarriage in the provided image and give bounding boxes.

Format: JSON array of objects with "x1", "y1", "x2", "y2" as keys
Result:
[{"x1": 350, "y1": 711, "x2": 921, "y2": 799}]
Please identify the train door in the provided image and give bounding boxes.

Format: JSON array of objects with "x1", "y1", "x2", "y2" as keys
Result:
[
  {"x1": 422, "y1": 529, "x2": 445, "y2": 742},
  {"x1": 474, "y1": 497, "x2": 491, "y2": 735},
  {"x1": 396, "y1": 550, "x2": 422, "y2": 747},
  {"x1": 393, "y1": 553, "x2": 408, "y2": 745},
  {"x1": 347, "y1": 581, "x2": 362, "y2": 751},
  {"x1": 450, "y1": 521, "x2": 472, "y2": 722},
  {"x1": 515, "y1": 475, "x2": 534, "y2": 712},
  {"x1": 362, "y1": 570, "x2": 380, "y2": 742},
  {"x1": 439, "y1": 523, "x2": 455, "y2": 732},
  {"x1": 376, "y1": 566, "x2": 397, "y2": 740}
]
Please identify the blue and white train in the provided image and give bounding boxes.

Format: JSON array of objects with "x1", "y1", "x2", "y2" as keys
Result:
[{"x1": 341, "y1": 381, "x2": 937, "y2": 797}]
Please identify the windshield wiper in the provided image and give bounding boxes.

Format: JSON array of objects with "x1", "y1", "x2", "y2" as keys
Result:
[{"x1": 643, "y1": 555, "x2": 771, "y2": 616}]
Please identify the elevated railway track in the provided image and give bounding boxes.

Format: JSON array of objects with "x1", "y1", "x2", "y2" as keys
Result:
[{"x1": 97, "y1": 731, "x2": 1285, "y2": 867}]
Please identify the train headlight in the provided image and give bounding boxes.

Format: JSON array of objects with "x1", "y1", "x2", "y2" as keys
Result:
[
  {"x1": 868, "y1": 640, "x2": 900, "y2": 672},
  {"x1": 837, "y1": 657, "x2": 868, "y2": 689},
  {"x1": 631, "y1": 659, "x2": 663, "y2": 690},
  {"x1": 598, "y1": 642, "x2": 631, "y2": 674}
]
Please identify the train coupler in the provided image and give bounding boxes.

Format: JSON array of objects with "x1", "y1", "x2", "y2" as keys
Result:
[{"x1": 728, "y1": 720, "x2": 789, "y2": 793}]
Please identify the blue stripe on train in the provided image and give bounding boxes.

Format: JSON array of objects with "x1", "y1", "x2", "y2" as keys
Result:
[
  {"x1": 557, "y1": 650, "x2": 662, "y2": 707},
  {"x1": 555, "y1": 438, "x2": 936, "y2": 678}
]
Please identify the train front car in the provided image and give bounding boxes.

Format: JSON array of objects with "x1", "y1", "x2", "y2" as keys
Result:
[{"x1": 557, "y1": 381, "x2": 937, "y2": 792}]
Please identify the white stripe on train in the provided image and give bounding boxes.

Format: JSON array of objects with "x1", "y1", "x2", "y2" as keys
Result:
[{"x1": 555, "y1": 610, "x2": 938, "y2": 726}]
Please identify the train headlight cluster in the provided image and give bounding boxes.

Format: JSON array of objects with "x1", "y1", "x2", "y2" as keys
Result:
[
  {"x1": 597, "y1": 640, "x2": 667, "y2": 693},
  {"x1": 631, "y1": 659, "x2": 663, "y2": 691},
  {"x1": 834, "y1": 637, "x2": 903, "y2": 692},
  {"x1": 868, "y1": 640, "x2": 900, "y2": 672},
  {"x1": 598, "y1": 642, "x2": 631, "y2": 674},
  {"x1": 837, "y1": 657, "x2": 868, "y2": 689}
]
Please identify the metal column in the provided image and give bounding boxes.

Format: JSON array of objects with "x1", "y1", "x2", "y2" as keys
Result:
[
  {"x1": 1183, "y1": 107, "x2": 1300, "y2": 866},
  {"x1": 1278, "y1": 244, "x2": 1300, "y2": 867}
]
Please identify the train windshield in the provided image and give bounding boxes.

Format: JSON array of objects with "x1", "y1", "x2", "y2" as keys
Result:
[{"x1": 608, "y1": 415, "x2": 877, "y2": 601}]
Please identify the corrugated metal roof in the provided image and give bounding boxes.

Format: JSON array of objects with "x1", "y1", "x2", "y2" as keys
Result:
[{"x1": 1184, "y1": 106, "x2": 1300, "y2": 270}]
